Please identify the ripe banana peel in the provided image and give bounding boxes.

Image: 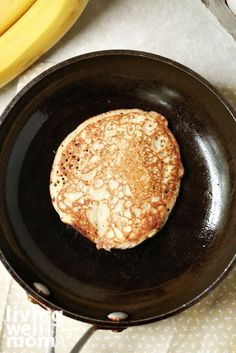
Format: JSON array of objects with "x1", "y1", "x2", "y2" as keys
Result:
[
  {"x1": 0, "y1": 0, "x2": 36, "y2": 35},
  {"x1": 0, "y1": 0, "x2": 89, "y2": 88}
]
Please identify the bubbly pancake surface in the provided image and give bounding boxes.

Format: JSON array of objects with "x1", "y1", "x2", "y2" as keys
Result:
[{"x1": 50, "y1": 109, "x2": 184, "y2": 250}]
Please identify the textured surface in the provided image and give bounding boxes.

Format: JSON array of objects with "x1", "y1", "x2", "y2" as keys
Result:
[
  {"x1": 0, "y1": 0, "x2": 236, "y2": 352},
  {"x1": 50, "y1": 109, "x2": 183, "y2": 250}
]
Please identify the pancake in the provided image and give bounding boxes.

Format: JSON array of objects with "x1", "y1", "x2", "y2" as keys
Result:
[{"x1": 50, "y1": 109, "x2": 184, "y2": 250}]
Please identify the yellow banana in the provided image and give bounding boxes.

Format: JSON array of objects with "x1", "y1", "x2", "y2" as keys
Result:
[
  {"x1": 0, "y1": 0, "x2": 89, "y2": 88},
  {"x1": 0, "y1": 0, "x2": 36, "y2": 35}
]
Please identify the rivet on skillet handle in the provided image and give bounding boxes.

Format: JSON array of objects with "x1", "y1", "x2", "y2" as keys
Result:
[
  {"x1": 108, "y1": 312, "x2": 129, "y2": 332},
  {"x1": 107, "y1": 311, "x2": 128, "y2": 321},
  {"x1": 27, "y1": 282, "x2": 51, "y2": 310},
  {"x1": 33, "y1": 282, "x2": 50, "y2": 296}
]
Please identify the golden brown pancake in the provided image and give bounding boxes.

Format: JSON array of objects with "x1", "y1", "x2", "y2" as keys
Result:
[{"x1": 50, "y1": 109, "x2": 184, "y2": 250}]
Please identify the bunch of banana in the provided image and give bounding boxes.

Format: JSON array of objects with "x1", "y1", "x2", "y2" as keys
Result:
[{"x1": 0, "y1": 0, "x2": 89, "y2": 88}]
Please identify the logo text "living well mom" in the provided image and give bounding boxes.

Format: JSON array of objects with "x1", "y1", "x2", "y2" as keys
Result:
[{"x1": 4, "y1": 305, "x2": 63, "y2": 349}]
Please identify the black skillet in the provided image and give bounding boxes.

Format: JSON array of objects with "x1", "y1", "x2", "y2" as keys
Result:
[{"x1": 0, "y1": 50, "x2": 236, "y2": 333}]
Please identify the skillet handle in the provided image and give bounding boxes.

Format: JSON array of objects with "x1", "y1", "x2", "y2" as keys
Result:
[
  {"x1": 45, "y1": 310, "x2": 57, "y2": 353},
  {"x1": 44, "y1": 312, "x2": 96, "y2": 353},
  {"x1": 68, "y1": 325, "x2": 126, "y2": 352},
  {"x1": 69, "y1": 326, "x2": 97, "y2": 353}
]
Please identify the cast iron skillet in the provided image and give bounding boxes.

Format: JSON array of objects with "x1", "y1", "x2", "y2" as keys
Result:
[{"x1": 0, "y1": 50, "x2": 236, "y2": 330}]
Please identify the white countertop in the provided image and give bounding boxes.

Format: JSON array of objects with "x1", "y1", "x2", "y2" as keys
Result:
[{"x1": 0, "y1": 1, "x2": 236, "y2": 352}]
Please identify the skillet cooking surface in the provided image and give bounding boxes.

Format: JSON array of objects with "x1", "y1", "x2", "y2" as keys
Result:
[{"x1": 0, "y1": 51, "x2": 235, "y2": 328}]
